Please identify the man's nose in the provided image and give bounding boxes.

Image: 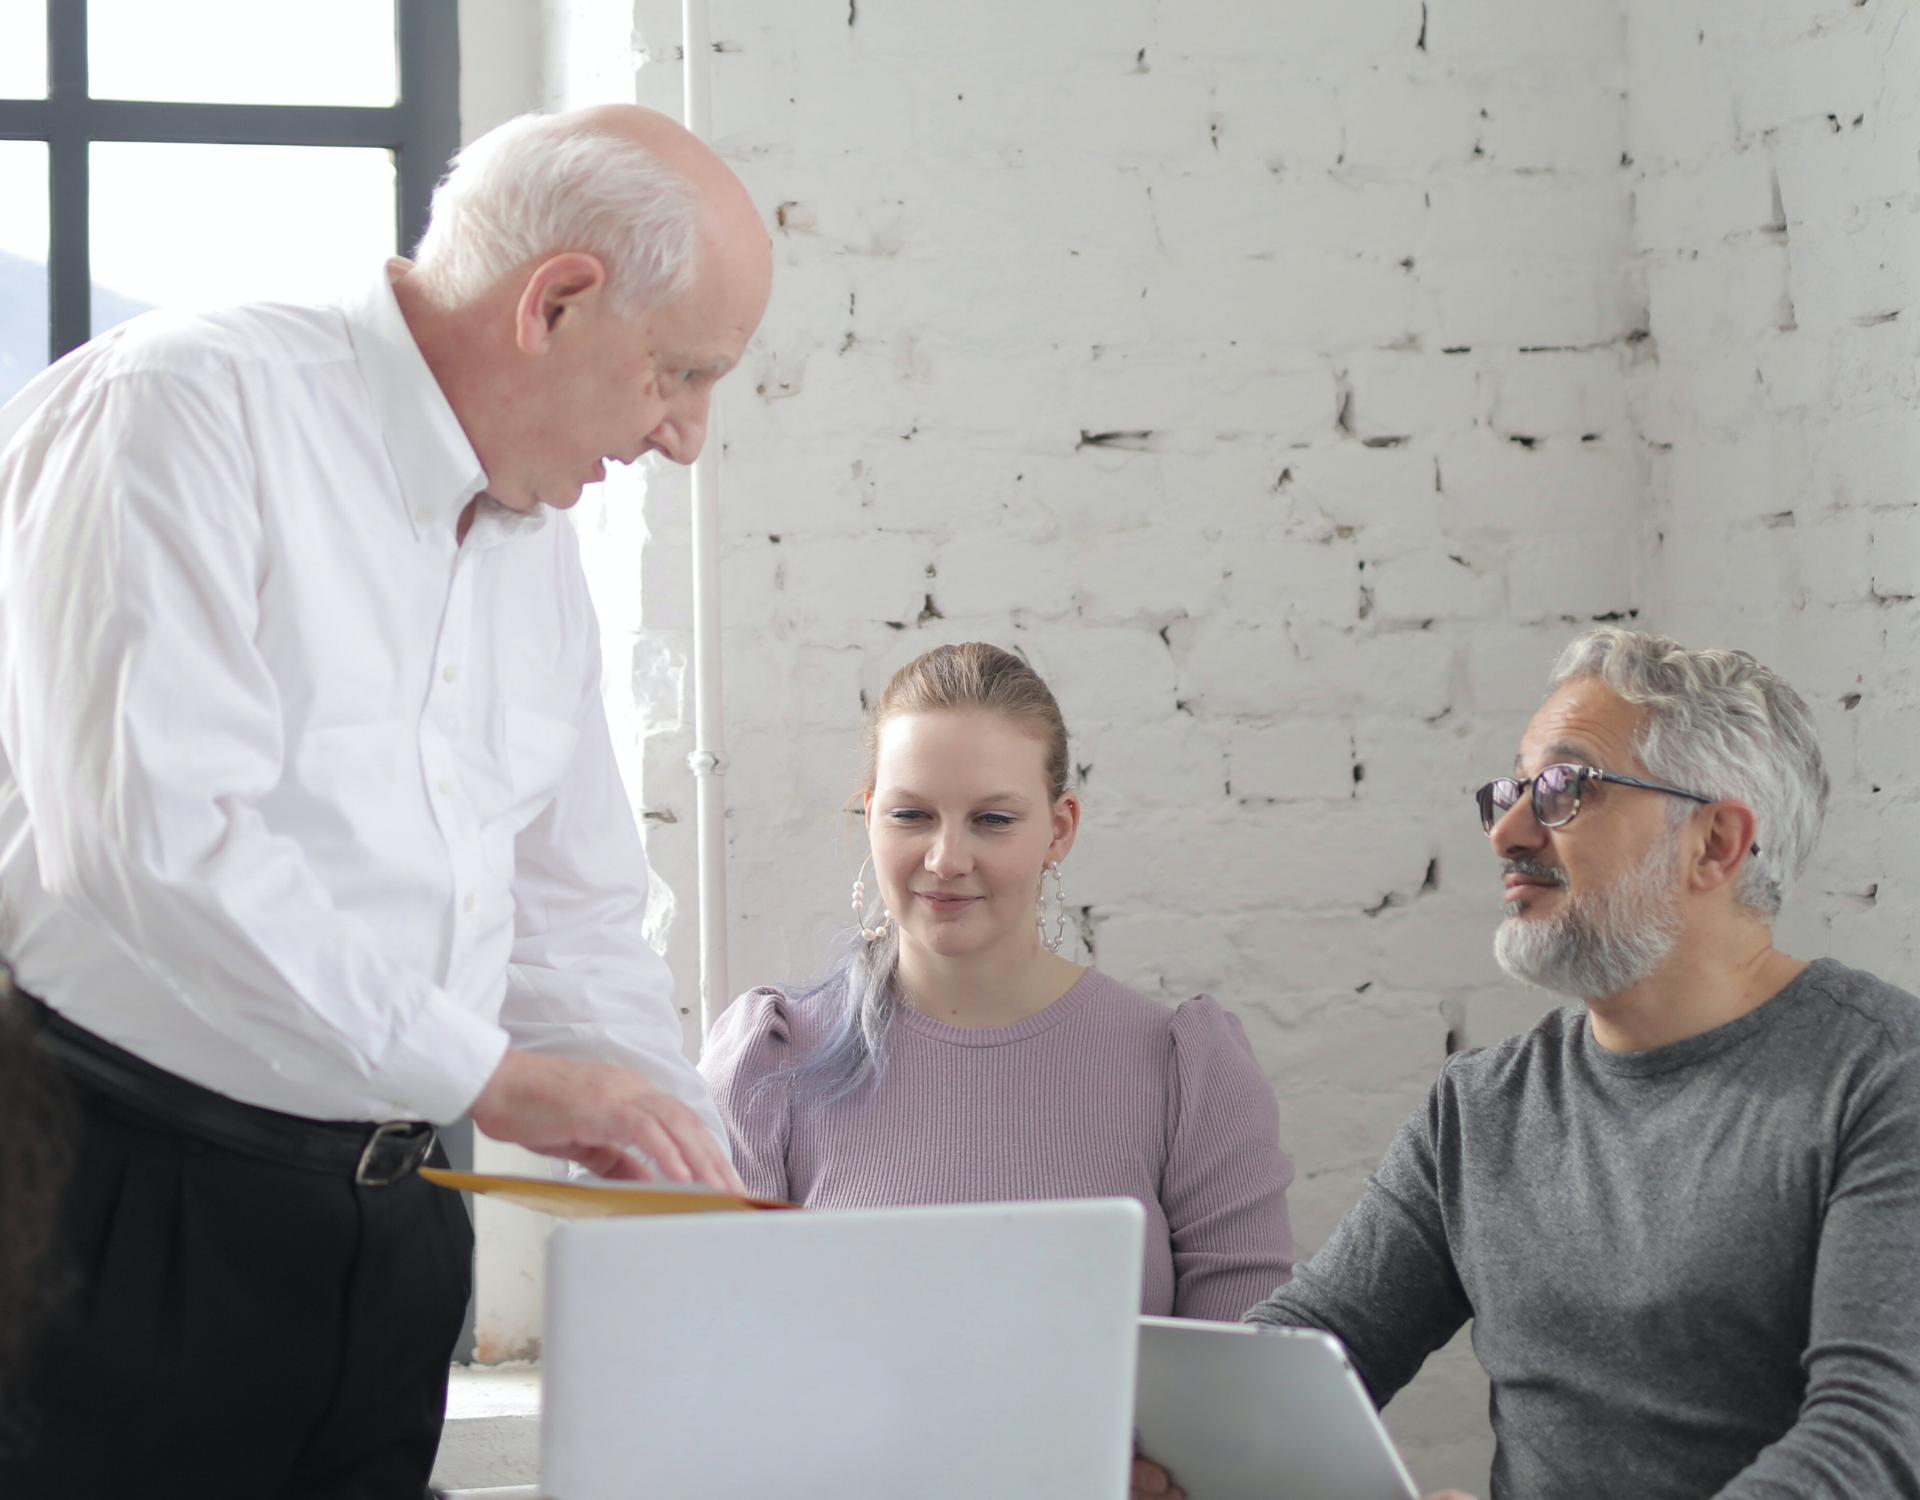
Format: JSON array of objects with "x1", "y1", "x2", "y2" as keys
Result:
[
  {"x1": 1489, "y1": 788, "x2": 1547, "y2": 861},
  {"x1": 647, "y1": 393, "x2": 710, "y2": 466}
]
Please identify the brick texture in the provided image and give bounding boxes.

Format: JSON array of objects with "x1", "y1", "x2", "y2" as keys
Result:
[
  {"x1": 623, "y1": 2, "x2": 1638, "y2": 1487},
  {"x1": 1626, "y1": 0, "x2": 1920, "y2": 989}
]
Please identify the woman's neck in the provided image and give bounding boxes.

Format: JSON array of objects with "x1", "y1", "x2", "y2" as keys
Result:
[{"x1": 897, "y1": 937, "x2": 1086, "y2": 1030}]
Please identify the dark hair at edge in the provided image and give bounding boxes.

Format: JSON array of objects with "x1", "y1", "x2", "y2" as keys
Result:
[
  {"x1": 759, "y1": 643, "x2": 1070, "y2": 1109},
  {"x1": 0, "y1": 969, "x2": 77, "y2": 1453}
]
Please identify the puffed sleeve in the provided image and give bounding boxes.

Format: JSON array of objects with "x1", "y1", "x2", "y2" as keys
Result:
[
  {"x1": 1163, "y1": 996, "x2": 1297, "y2": 1321},
  {"x1": 698, "y1": 987, "x2": 795, "y2": 1202}
]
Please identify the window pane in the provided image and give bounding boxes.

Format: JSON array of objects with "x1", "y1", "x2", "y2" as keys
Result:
[
  {"x1": 0, "y1": 0, "x2": 47, "y2": 99},
  {"x1": 0, "y1": 140, "x2": 49, "y2": 402},
  {"x1": 91, "y1": 143, "x2": 396, "y2": 333},
  {"x1": 89, "y1": 0, "x2": 397, "y2": 107}
]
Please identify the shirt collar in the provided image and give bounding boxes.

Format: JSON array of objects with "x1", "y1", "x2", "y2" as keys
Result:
[{"x1": 342, "y1": 261, "x2": 490, "y2": 541}]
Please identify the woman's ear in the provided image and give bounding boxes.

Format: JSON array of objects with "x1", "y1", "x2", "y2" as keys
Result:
[{"x1": 1047, "y1": 792, "x2": 1081, "y2": 864}]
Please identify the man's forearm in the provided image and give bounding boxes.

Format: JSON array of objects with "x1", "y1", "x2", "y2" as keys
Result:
[{"x1": 1241, "y1": 1170, "x2": 1472, "y2": 1409}]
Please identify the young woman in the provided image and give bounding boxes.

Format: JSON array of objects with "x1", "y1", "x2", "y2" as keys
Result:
[{"x1": 702, "y1": 642, "x2": 1294, "y2": 1320}]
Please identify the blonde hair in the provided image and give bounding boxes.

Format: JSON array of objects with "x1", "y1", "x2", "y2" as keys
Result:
[{"x1": 862, "y1": 642, "x2": 1070, "y2": 802}]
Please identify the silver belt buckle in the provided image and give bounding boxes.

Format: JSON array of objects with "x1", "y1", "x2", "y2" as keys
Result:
[{"x1": 355, "y1": 1120, "x2": 433, "y2": 1187}]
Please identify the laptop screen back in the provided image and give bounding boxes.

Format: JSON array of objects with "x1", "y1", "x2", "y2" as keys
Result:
[{"x1": 541, "y1": 1198, "x2": 1145, "y2": 1500}]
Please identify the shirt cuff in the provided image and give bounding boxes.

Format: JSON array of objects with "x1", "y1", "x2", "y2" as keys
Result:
[{"x1": 374, "y1": 992, "x2": 513, "y2": 1124}]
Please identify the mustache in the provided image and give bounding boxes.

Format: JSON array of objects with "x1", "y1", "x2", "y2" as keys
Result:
[{"x1": 1502, "y1": 856, "x2": 1569, "y2": 888}]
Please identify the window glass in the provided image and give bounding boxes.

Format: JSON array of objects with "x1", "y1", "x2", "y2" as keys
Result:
[
  {"x1": 0, "y1": 140, "x2": 49, "y2": 401},
  {"x1": 0, "y1": 0, "x2": 47, "y2": 100},
  {"x1": 88, "y1": 0, "x2": 397, "y2": 107},
  {"x1": 90, "y1": 142, "x2": 396, "y2": 333}
]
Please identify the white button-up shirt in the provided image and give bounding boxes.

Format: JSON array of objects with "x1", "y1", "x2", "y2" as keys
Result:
[{"x1": 0, "y1": 267, "x2": 720, "y2": 1138}]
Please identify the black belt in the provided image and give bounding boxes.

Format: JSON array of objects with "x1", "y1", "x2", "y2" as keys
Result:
[{"x1": 17, "y1": 988, "x2": 437, "y2": 1187}]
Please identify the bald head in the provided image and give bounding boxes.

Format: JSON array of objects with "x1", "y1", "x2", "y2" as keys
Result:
[
  {"x1": 564, "y1": 104, "x2": 761, "y2": 234},
  {"x1": 563, "y1": 105, "x2": 772, "y2": 320}
]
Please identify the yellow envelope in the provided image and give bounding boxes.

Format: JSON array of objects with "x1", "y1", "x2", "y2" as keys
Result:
[{"x1": 419, "y1": 1167, "x2": 795, "y2": 1218}]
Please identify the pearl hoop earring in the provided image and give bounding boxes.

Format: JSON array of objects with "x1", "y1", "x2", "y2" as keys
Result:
[
  {"x1": 851, "y1": 855, "x2": 892, "y2": 942},
  {"x1": 1038, "y1": 860, "x2": 1067, "y2": 954}
]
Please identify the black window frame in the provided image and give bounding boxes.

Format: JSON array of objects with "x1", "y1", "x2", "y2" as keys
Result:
[{"x1": 0, "y1": 0, "x2": 460, "y2": 363}]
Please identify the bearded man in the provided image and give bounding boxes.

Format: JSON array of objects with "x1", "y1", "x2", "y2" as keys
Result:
[{"x1": 1135, "y1": 627, "x2": 1920, "y2": 1500}]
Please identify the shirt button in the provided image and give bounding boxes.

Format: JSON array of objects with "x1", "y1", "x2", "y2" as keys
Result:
[
  {"x1": 442, "y1": 664, "x2": 460, "y2": 683},
  {"x1": 463, "y1": 893, "x2": 476, "y2": 912},
  {"x1": 414, "y1": 507, "x2": 433, "y2": 526},
  {"x1": 436, "y1": 778, "x2": 452, "y2": 795}
]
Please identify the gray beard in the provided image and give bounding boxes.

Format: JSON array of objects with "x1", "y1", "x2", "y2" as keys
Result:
[{"x1": 1494, "y1": 836, "x2": 1684, "y2": 1001}]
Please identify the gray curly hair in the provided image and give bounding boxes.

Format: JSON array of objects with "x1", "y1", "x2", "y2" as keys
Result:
[{"x1": 1547, "y1": 628, "x2": 1827, "y2": 917}]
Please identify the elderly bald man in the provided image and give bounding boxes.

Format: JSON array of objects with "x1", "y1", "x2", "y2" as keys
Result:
[{"x1": 0, "y1": 106, "x2": 770, "y2": 1497}]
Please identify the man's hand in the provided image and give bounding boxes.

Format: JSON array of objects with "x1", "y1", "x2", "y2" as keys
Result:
[
  {"x1": 1132, "y1": 1456, "x2": 1184, "y2": 1498},
  {"x1": 1132, "y1": 1453, "x2": 1475, "y2": 1500},
  {"x1": 469, "y1": 1048, "x2": 744, "y2": 1193}
]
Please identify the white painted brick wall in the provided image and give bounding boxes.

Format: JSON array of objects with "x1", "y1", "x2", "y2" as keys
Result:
[
  {"x1": 1625, "y1": 0, "x2": 1920, "y2": 992},
  {"x1": 621, "y1": 1, "x2": 1641, "y2": 1488},
  {"x1": 458, "y1": 0, "x2": 1916, "y2": 1486}
]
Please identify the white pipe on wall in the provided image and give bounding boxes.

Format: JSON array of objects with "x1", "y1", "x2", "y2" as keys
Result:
[{"x1": 681, "y1": 0, "x2": 730, "y2": 1041}]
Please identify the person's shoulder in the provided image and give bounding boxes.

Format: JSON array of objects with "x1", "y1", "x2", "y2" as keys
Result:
[
  {"x1": 98, "y1": 300, "x2": 351, "y2": 385},
  {"x1": 1792, "y1": 958, "x2": 1920, "y2": 1053},
  {"x1": 1432, "y1": 1004, "x2": 1585, "y2": 1096},
  {"x1": 1165, "y1": 990, "x2": 1256, "y2": 1054},
  {"x1": 704, "y1": 979, "x2": 845, "y2": 1059},
  {"x1": 1076, "y1": 969, "x2": 1177, "y2": 1024},
  {"x1": 2, "y1": 303, "x2": 359, "y2": 475},
  {"x1": 1069, "y1": 970, "x2": 1217, "y2": 1053},
  {"x1": 1087, "y1": 980, "x2": 1266, "y2": 1087},
  {"x1": 703, "y1": 985, "x2": 793, "y2": 1051},
  {"x1": 697, "y1": 986, "x2": 793, "y2": 1087},
  {"x1": 1159, "y1": 992, "x2": 1283, "y2": 1128}
]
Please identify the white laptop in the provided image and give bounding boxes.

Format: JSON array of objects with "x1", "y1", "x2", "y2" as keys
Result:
[
  {"x1": 539, "y1": 1198, "x2": 1145, "y2": 1500},
  {"x1": 1134, "y1": 1316, "x2": 1419, "y2": 1500}
]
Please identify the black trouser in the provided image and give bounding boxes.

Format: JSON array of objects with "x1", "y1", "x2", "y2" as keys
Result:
[{"x1": 0, "y1": 1078, "x2": 473, "y2": 1499}]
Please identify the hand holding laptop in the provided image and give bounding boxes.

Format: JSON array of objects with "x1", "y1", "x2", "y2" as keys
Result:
[{"x1": 1131, "y1": 1453, "x2": 1180, "y2": 1496}]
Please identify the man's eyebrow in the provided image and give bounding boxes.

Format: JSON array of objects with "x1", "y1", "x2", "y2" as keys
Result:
[{"x1": 1514, "y1": 741, "x2": 1601, "y2": 773}]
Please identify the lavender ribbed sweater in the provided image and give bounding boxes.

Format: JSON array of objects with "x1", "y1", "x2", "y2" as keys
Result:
[{"x1": 701, "y1": 968, "x2": 1296, "y2": 1321}]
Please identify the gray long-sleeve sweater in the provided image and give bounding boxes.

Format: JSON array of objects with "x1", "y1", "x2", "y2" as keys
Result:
[{"x1": 1246, "y1": 958, "x2": 1920, "y2": 1499}]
